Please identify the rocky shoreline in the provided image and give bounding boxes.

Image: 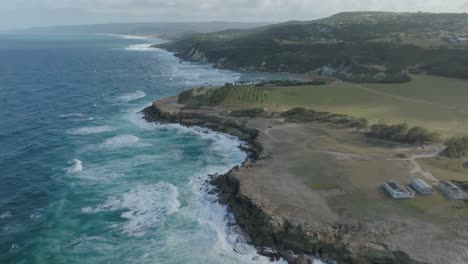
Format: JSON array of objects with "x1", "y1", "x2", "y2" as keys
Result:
[{"x1": 142, "y1": 99, "x2": 425, "y2": 264}]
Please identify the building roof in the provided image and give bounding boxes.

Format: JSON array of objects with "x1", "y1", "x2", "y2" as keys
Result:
[
  {"x1": 439, "y1": 181, "x2": 466, "y2": 197},
  {"x1": 440, "y1": 180, "x2": 460, "y2": 190},
  {"x1": 411, "y1": 178, "x2": 432, "y2": 189},
  {"x1": 385, "y1": 180, "x2": 411, "y2": 193}
]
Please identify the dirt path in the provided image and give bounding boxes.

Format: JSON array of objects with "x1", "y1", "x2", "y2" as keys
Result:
[
  {"x1": 353, "y1": 84, "x2": 468, "y2": 114},
  {"x1": 406, "y1": 148, "x2": 445, "y2": 181}
]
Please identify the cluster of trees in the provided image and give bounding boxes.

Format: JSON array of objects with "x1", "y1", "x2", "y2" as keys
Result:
[
  {"x1": 281, "y1": 107, "x2": 369, "y2": 130},
  {"x1": 443, "y1": 136, "x2": 468, "y2": 158},
  {"x1": 366, "y1": 121, "x2": 440, "y2": 144},
  {"x1": 177, "y1": 83, "x2": 233, "y2": 106}
]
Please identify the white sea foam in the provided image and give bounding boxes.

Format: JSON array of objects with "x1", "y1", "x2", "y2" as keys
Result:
[
  {"x1": 125, "y1": 44, "x2": 161, "y2": 52},
  {"x1": 172, "y1": 128, "x2": 323, "y2": 264},
  {"x1": 116, "y1": 91, "x2": 146, "y2": 102},
  {"x1": 101, "y1": 135, "x2": 139, "y2": 148},
  {"x1": 99, "y1": 135, "x2": 149, "y2": 149},
  {"x1": 0, "y1": 211, "x2": 12, "y2": 219},
  {"x1": 59, "y1": 113, "x2": 85, "y2": 118},
  {"x1": 65, "y1": 159, "x2": 83, "y2": 173},
  {"x1": 82, "y1": 182, "x2": 180, "y2": 236},
  {"x1": 66, "y1": 125, "x2": 116, "y2": 135},
  {"x1": 29, "y1": 211, "x2": 43, "y2": 221},
  {"x1": 182, "y1": 164, "x2": 288, "y2": 264}
]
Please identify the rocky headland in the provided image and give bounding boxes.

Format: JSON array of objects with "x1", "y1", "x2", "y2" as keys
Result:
[{"x1": 142, "y1": 95, "x2": 468, "y2": 264}]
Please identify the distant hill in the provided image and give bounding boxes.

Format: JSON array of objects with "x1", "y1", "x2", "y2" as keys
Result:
[
  {"x1": 18, "y1": 22, "x2": 272, "y2": 40},
  {"x1": 158, "y1": 12, "x2": 468, "y2": 83}
]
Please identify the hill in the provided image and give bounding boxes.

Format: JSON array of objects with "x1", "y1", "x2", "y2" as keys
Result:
[{"x1": 157, "y1": 12, "x2": 468, "y2": 82}]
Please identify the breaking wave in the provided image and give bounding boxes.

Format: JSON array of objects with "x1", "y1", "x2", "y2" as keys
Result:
[
  {"x1": 116, "y1": 91, "x2": 146, "y2": 102},
  {"x1": 65, "y1": 159, "x2": 83, "y2": 173},
  {"x1": 0, "y1": 211, "x2": 12, "y2": 219},
  {"x1": 66, "y1": 126, "x2": 116, "y2": 135},
  {"x1": 99, "y1": 135, "x2": 148, "y2": 149},
  {"x1": 82, "y1": 182, "x2": 180, "y2": 236}
]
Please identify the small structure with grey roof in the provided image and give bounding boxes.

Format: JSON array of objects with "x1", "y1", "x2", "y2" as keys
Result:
[
  {"x1": 383, "y1": 180, "x2": 415, "y2": 199},
  {"x1": 438, "y1": 181, "x2": 467, "y2": 200},
  {"x1": 411, "y1": 178, "x2": 433, "y2": 195}
]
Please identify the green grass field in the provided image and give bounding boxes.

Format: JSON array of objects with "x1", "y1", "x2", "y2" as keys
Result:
[{"x1": 223, "y1": 75, "x2": 468, "y2": 137}]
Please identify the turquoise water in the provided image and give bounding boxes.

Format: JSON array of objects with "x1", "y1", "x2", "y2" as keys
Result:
[{"x1": 0, "y1": 33, "x2": 318, "y2": 264}]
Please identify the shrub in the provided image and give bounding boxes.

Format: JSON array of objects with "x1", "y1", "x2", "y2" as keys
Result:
[
  {"x1": 367, "y1": 122, "x2": 439, "y2": 144},
  {"x1": 443, "y1": 136, "x2": 468, "y2": 158}
]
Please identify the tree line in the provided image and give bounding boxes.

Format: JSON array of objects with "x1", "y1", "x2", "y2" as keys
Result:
[
  {"x1": 366, "y1": 121, "x2": 440, "y2": 145},
  {"x1": 443, "y1": 136, "x2": 468, "y2": 158}
]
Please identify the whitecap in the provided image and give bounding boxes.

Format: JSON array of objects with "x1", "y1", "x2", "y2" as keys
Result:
[
  {"x1": 9, "y1": 244, "x2": 19, "y2": 253},
  {"x1": 66, "y1": 126, "x2": 116, "y2": 135},
  {"x1": 0, "y1": 211, "x2": 12, "y2": 219},
  {"x1": 116, "y1": 91, "x2": 146, "y2": 102},
  {"x1": 65, "y1": 159, "x2": 83, "y2": 173},
  {"x1": 79, "y1": 117, "x2": 95, "y2": 121},
  {"x1": 99, "y1": 135, "x2": 144, "y2": 149},
  {"x1": 82, "y1": 182, "x2": 180, "y2": 236},
  {"x1": 29, "y1": 211, "x2": 42, "y2": 221},
  {"x1": 59, "y1": 113, "x2": 85, "y2": 118}
]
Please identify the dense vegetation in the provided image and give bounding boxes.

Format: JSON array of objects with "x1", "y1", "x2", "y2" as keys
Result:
[
  {"x1": 280, "y1": 108, "x2": 441, "y2": 144},
  {"x1": 281, "y1": 107, "x2": 369, "y2": 130},
  {"x1": 367, "y1": 121, "x2": 440, "y2": 145},
  {"x1": 443, "y1": 136, "x2": 468, "y2": 158},
  {"x1": 158, "y1": 12, "x2": 468, "y2": 82},
  {"x1": 178, "y1": 84, "x2": 233, "y2": 106}
]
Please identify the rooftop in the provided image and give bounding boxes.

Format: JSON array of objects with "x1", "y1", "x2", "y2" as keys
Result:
[
  {"x1": 412, "y1": 178, "x2": 432, "y2": 189},
  {"x1": 440, "y1": 181, "x2": 461, "y2": 191}
]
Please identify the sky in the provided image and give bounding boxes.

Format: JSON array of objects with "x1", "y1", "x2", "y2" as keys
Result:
[{"x1": 1, "y1": 0, "x2": 468, "y2": 30}]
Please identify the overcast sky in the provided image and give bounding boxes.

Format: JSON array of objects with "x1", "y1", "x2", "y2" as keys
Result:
[{"x1": 1, "y1": 0, "x2": 468, "y2": 30}]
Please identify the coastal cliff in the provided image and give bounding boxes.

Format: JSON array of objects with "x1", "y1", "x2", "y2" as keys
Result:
[{"x1": 142, "y1": 98, "x2": 426, "y2": 264}]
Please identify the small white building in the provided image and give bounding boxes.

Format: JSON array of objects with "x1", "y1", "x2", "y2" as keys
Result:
[
  {"x1": 411, "y1": 178, "x2": 433, "y2": 195},
  {"x1": 438, "y1": 181, "x2": 467, "y2": 200},
  {"x1": 383, "y1": 181, "x2": 415, "y2": 199}
]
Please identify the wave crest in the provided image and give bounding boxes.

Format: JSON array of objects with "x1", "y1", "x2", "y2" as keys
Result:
[
  {"x1": 82, "y1": 182, "x2": 180, "y2": 236},
  {"x1": 116, "y1": 91, "x2": 146, "y2": 102},
  {"x1": 0, "y1": 211, "x2": 12, "y2": 219},
  {"x1": 99, "y1": 135, "x2": 147, "y2": 149},
  {"x1": 65, "y1": 159, "x2": 83, "y2": 173},
  {"x1": 66, "y1": 126, "x2": 116, "y2": 135}
]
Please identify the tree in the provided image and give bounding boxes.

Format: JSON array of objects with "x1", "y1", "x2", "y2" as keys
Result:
[
  {"x1": 444, "y1": 136, "x2": 468, "y2": 158},
  {"x1": 356, "y1": 118, "x2": 369, "y2": 132},
  {"x1": 406, "y1": 126, "x2": 439, "y2": 145}
]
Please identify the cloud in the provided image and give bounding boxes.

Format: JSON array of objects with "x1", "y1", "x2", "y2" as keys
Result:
[{"x1": 2, "y1": 0, "x2": 468, "y2": 29}]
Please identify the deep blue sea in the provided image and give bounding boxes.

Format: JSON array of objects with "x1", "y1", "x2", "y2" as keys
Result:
[{"x1": 0, "y1": 33, "x2": 319, "y2": 264}]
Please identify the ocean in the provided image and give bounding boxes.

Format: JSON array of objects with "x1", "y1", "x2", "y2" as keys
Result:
[{"x1": 0, "y1": 33, "x2": 318, "y2": 264}]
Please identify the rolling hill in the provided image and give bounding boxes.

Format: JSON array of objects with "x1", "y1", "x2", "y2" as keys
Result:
[{"x1": 157, "y1": 12, "x2": 468, "y2": 83}]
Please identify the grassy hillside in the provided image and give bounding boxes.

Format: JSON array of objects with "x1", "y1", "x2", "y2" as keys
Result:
[
  {"x1": 215, "y1": 75, "x2": 468, "y2": 137},
  {"x1": 158, "y1": 12, "x2": 468, "y2": 82}
]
